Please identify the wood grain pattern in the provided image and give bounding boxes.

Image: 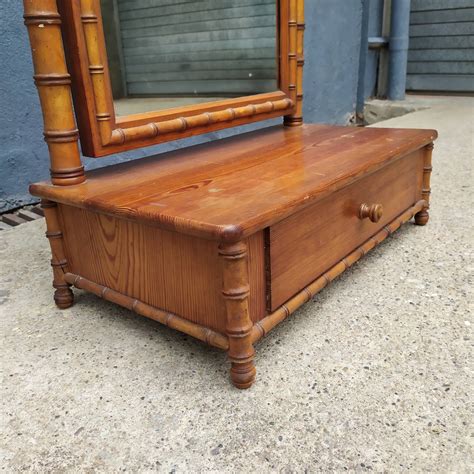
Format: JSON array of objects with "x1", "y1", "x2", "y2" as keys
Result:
[
  {"x1": 359, "y1": 203, "x2": 384, "y2": 223},
  {"x1": 58, "y1": 204, "x2": 266, "y2": 333},
  {"x1": 80, "y1": 0, "x2": 115, "y2": 145},
  {"x1": 415, "y1": 143, "x2": 434, "y2": 226},
  {"x1": 284, "y1": 0, "x2": 304, "y2": 126},
  {"x1": 252, "y1": 200, "x2": 427, "y2": 343},
  {"x1": 219, "y1": 241, "x2": 256, "y2": 389},
  {"x1": 56, "y1": 0, "x2": 298, "y2": 156},
  {"x1": 23, "y1": 0, "x2": 438, "y2": 390},
  {"x1": 41, "y1": 199, "x2": 74, "y2": 308},
  {"x1": 31, "y1": 125, "x2": 437, "y2": 242},
  {"x1": 23, "y1": 0, "x2": 85, "y2": 185},
  {"x1": 64, "y1": 272, "x2": 229, "y2": 350},
  {"x1": 269, "y1": 149, "x2": 424, "y2": 310}
]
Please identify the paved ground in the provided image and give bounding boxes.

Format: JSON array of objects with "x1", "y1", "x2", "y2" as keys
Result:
[{"x1": 1, "y1": 96, "x2": 473, "y2": 472}]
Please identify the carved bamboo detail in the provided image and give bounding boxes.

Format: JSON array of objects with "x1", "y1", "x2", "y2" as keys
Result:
[
  {"x1": 23, "y1": 0, "x2": 85, "y2": 185},
  {"x1": 63, "y1": 273, "x2": 229, "y2": 351},
  {"x1": 251, "y1": 199, "x2": 427, "y2": 344},
  {"x1": 58, "y1": 200, "x2": 427, "y2": 357},
  {"x1": 77, "y1": 0, "x2": 294, "y2": 147},
  {"x1": 295, "y1": 0, "x2": 305, "y2": 122},
  {"x1": 284, "y1": 0, "x2": 304, "y2": 127},
  {"x1": 41, "y1": 200, "x2": 74, "y2": 308},
  {"x1": 415, "y1": 143, "x2": 434, "y2": 226},
  {"x1": 219, "y1": 242, "x2": 256, "y2": 389},
  {"x1": 108, "y1": 98, "x2": 294, "y2": 146},
  {"x1": 289, "y1": 0, "x2": 298, "y2": 101},
  {"x1": 80, "y1": 0, "x2": 114, "y2": 144}
]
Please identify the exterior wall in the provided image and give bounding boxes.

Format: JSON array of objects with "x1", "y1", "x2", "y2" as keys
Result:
[
  {"x1": 303, "y1": 0, "x2": 364, "y2": 125},
  {"x1": 0, "y1": 0, "x2": 49, "y2": 211},
  {"x1": 0, "y1": 0, "x2": 365, "y2": 212},
  {"x1": 365, "y1": 0, "x2": 386, "y2": 97},
  {"x1": 407, "y1": 0, "x2": 474, "y2": 92}
]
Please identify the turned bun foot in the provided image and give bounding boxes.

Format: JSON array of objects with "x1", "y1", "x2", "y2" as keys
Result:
[
  {"x1": 54, "y1": 285, "x2": 74, "y2": 309},
  {"x1": 415, "y1": 209, "x2": 429, "y2": 226},
  {"x1": 230, "y1": 361, "x2": 256, "y2": 389}
]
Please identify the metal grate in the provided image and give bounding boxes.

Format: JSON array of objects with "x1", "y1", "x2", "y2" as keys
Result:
[{"x1": 0, "y1": 204, "x2": 44, "y2": 230}]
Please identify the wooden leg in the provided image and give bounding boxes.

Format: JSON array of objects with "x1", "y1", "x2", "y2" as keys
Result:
[
  {"x1": 219, "y1": 241, "x2": 256, "y2": 389},
  {"x1": 415, "y1": 143, "x2": 433, "y2": 226},
  {"x1": 414, "y1": 209, "x2": 429, "y2": 226},
  {"x1": 41, "y1": 200, "x2": 74, "y2": 309}
]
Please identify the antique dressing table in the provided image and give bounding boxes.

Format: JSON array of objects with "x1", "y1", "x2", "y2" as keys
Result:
[{"x1": 24, "y1": 0, "x2": 436, "y2": 388}]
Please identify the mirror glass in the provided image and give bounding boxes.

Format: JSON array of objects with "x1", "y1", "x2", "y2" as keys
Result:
[{"x1": 100, "y1": 0, "x2": 278, "y2": 117}]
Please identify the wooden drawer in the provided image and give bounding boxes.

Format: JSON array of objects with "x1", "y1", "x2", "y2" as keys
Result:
[{"x1": 268, "y1": 150, "x2": 424, "y2": 310}]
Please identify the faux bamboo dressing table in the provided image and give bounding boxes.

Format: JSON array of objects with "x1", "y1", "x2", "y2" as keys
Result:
[{"x1": 24, "y1": 0, "x2": 436, "y2": 388}]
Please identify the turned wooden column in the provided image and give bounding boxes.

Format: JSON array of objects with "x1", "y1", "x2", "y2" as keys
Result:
[
  {"x1": 80, "y1": 0, "x2": 115, "y2": 145},
  {"x1": 41, "y1": 200, "x2": 74, "y2": 309},
  {"x1": 284, "y1": 0, "x2": 305, "y2": 127},
  {"x1": 219, "y1": 242, "x2": 256, "y2": 389},
  {"x1": 24, "y1": 0, "x2": 85, "y2": 185},
  {"x1": 415, "y1": 142, "x2": 434, "y2": 225}
]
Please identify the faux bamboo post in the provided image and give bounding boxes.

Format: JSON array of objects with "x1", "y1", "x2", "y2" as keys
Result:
[
  {"x1": 63, "y1": 273, "x2": 229, "y2": 350},
  {"x1": 41, "y1": 200, "x2": 74, "y2": 309},
  {"x1": 415, "y1": 143, "x2": 434, "y2": 226},
  {"x1": 284, "y1": 0, "x2": 305, "y2": 127},
  {"x1": 108, "y1": 98, "x2": 293, "y2": 146},
  {"x1": 23, "y1": 0, "x2": 85, "y2": 186},
  {"x1": 219, "y1": 242, "x2": 256, "y2": 389},
  {"x1": 80, "y1": 0, "x2": 114, "y2": 145}
]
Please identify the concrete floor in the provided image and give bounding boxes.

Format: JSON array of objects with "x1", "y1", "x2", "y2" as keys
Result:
[{"x1": 1, "y1": 96, "x2": 473, "y2": 472}]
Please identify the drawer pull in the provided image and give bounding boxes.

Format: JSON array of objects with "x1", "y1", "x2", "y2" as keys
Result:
[{"x1": 359, "y1": 203, "x2": 383, "y2": 223}]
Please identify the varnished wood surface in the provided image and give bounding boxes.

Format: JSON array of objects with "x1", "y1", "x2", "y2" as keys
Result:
[
  {"x1": 41, "y1": 200, "x2": 74, "y2": 308},
  {"x1": 31, "y1": 124, "x2": 437, "y2": 242},
  {"x1": 415, "y1": 143, "x2": 434, "y2": 226},
  {"x1": 219, "y1": 241, "x2": 257, "y2": 389},
  {"x1": 64, "y1": 273, "x2": 229, "y2": 350},
  {"x1": 58, "y1": 204, "x2": 266, "y2": 333},
  {"x1": 24, "y1": 0, "x2": 437, "y2": 390},
  {"x1": 252, "y1": 200, "x2": 427, "y2": 343},
  {"x1": 57, "y1": 0, "x2": 302, "y2": 157},
  {"x1": 269, "y1": 150, "x2": 424, "y2": 310},
  {"x1": 23, "y1": 0, "x2": 85, "y2": 185}
]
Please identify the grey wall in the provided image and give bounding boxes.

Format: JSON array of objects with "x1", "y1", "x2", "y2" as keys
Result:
[
  {"x1": 0, "y1": 0, "x2": 50, "y2": 211},
  {"x1": 0, "y1": 0, "x2": 366, "y2": 212},
  {"x1": 365, "y1": 0, "x2": 385, "y2": 97},
  {"x1": 304, "y1": 0, "x2": 364, "y2": 125},
  {"x1": 407, "y1": 0, "x2": 474, "y2": 92}
]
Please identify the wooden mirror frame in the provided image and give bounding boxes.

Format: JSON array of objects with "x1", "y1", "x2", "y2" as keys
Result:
[{"x1": 24, "y1": 0, "x2": 304, "y2": 182}]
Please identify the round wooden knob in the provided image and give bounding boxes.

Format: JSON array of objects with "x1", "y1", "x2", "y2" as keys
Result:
[{"x1": 359, "y1": 203, "x2": 383, "y2": 223}]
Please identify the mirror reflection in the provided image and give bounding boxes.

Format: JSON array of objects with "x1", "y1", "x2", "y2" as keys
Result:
[{"x1": 100, "y1": 0, "x2": 278, "y2": 116}]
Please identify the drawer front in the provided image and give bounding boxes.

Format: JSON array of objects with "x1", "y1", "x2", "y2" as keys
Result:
[{"x1": 269, "y1": 150, "x2": 424, "y2": 310}]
